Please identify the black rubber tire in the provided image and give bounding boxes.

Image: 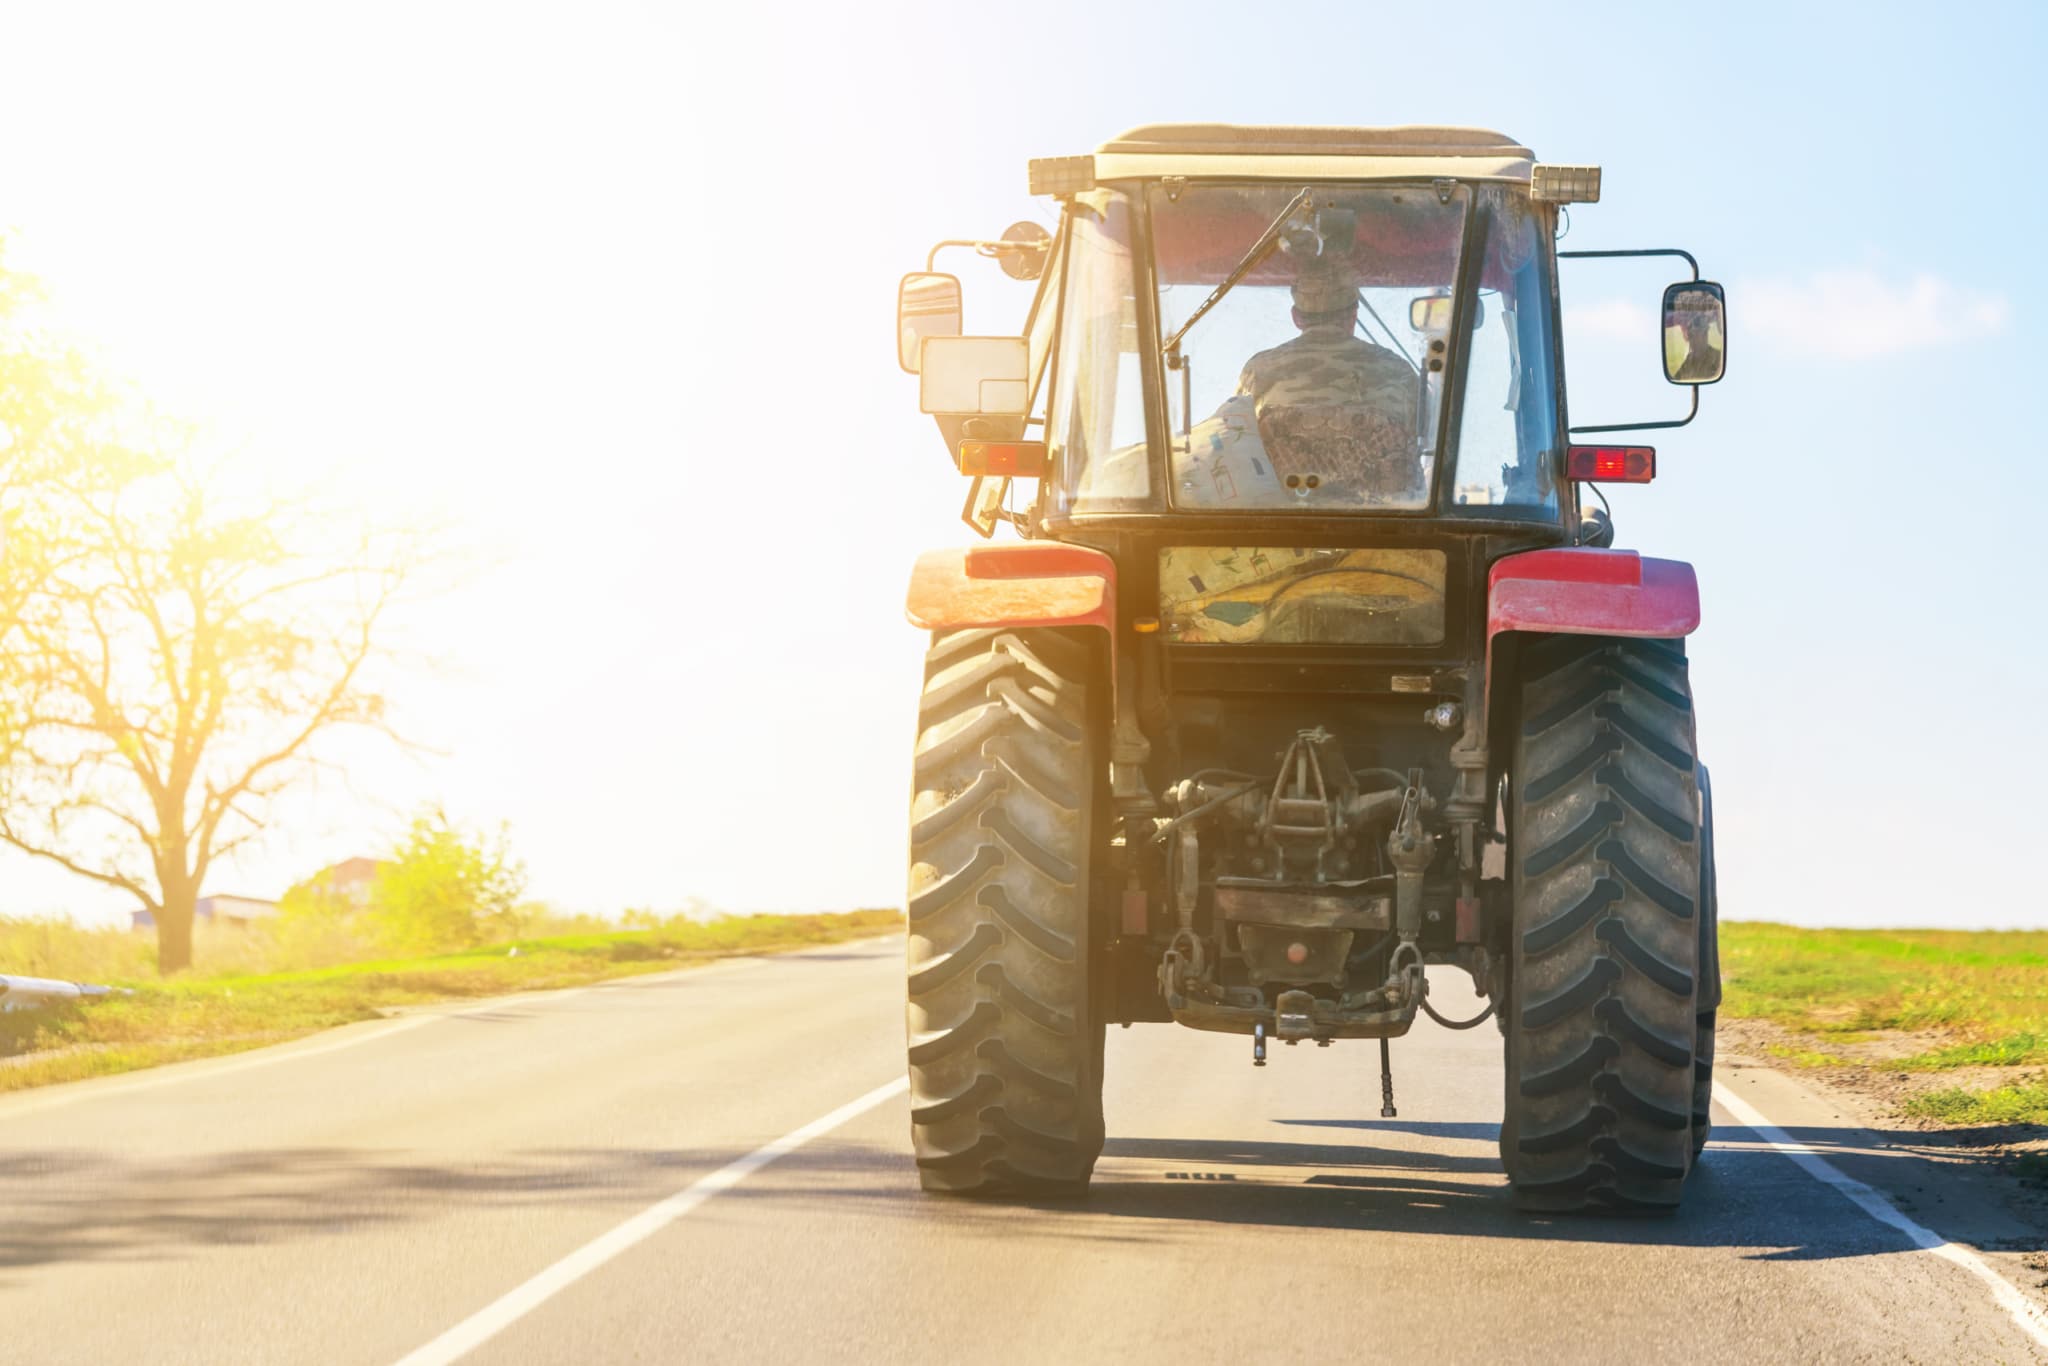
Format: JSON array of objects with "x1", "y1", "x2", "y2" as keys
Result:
[
  {"x1": 1502, "y1": 635, "x2": 1703, "y2": 1212},
  {"x1": 905, "y1": 627, "x2": 1105, "y2": 1196}
]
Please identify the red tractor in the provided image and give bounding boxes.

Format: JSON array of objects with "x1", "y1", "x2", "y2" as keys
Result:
[{"x1": 896, "y1": 125, "x2": 1724, "y2": 1212}]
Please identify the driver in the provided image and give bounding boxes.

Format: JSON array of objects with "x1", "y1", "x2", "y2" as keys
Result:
[{"x1": 1236, "y1": 257, "x2": 1422, "y2": 500}]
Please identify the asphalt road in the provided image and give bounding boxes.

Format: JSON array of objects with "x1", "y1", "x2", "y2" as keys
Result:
[{"x1": 4, "y1": 934, "x2": 2046, "y2": 1364}]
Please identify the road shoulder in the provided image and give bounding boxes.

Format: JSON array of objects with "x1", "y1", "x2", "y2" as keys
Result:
[
  {"x1": 1721, "y1": 1028, "x2": 2048, "y2": 1314},
  {"x1": 0, "y1": 933, "x2": 906, "y2": 1116}
]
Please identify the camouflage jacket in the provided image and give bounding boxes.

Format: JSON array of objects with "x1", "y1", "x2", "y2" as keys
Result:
[
  {"x1": 1236, "y1": 328, "x2": 1414, "y2": 412},
  {"x1": 1235, "y1": 329, "x2": 1422, "y2": 500}
]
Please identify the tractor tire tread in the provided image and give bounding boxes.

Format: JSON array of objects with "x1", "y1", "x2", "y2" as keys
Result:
[
  {"x1": 907, "y1": 628, "x2": 1104, "y2": 1197},
  {"x1": 1503, "y1": 636, "x2": 1702, "y2": 1212}
]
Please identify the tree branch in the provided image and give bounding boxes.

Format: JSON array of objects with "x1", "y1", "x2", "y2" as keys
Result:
[{"x1": 0, "y1": 817, "x2": 156, "y2": 910}]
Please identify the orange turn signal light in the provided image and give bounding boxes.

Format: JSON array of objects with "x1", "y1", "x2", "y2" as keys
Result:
[
  {"x1": 958, "y1": 440, "x2": 1047, "y2": 478},
  {"x1": 1566, "y1": 445, "x2": 1655, "y2": 483}
]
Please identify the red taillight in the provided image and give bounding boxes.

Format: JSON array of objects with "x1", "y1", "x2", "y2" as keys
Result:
[
  {"x1": 1566, "y1": 445, "x2": 1656, "y2": 483},
  {"x1": 957, "y1": 440, "x2": 1048, "y2": 477}
]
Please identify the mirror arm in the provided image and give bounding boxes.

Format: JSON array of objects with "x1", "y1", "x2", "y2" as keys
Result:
[
  {"x1": 927, "y1": 237, "x2": 1050, "y2": 273},
  {"x1": 1570, "y1": 386, "x2": 1698, "y2": 435},
  {"x1": 926, "y1": 239, "x2": 987, "y2": 271},
  {"x1": 1559, "y1": 247, "x2": 1719, "y2": 428},
  {"x1": 1557, "y1": 246, "x2": 1699, "y2": 279}
]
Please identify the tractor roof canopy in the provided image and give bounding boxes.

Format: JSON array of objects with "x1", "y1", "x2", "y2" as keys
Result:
[{"x1": 1090, "y1": 124, "x2": 1536, "y2": 186}]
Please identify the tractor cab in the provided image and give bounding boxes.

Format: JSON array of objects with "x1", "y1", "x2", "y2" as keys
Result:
[
  {"x1": 898, "y1": 125, "x2": 1723, "y2": 540},
  {"x1": 894, "y1": 125, "x2": 1727, "y2": 1213}
]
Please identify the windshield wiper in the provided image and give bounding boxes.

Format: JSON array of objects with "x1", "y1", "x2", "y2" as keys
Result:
[{"x1": 1162, "y1": 187, "x2": 1315, "y2": 361}]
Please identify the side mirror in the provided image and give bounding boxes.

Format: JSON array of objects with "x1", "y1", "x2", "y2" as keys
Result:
[
  {"x1": 1663, "y1": 281, "x2": 1727, "y2": 385},
  {"x1": 995, "y1": 222, "x2": 1053, "y2": 281},
  {"x1": 1410, "y1": 294, "x2": 1453, "y2": 334},
  {"x1": 1408, "y1": 293, "x2": 1483, "y2": 334},
  {"x1": 897, "y1": 272, "x2": 962, "y2": 373},
  {"x1": 918, "y1": 336, "x2": 1029, "y2": 416}
]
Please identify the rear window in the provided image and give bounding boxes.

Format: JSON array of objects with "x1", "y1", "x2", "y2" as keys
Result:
[{"x1": 1158, "y1": 547, "x2": 1446, "y2": 645}]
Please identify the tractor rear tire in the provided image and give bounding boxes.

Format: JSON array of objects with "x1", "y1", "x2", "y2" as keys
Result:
[
  {"x1": 1502, "y1": 635, "x2": 1703, "y2": 1212},
  {"x1": 905, "y1": 627, "x2": 1105, "y2": 1196}
]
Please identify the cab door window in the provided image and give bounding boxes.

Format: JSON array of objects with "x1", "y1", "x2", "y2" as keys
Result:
[{"x1": 1049, "y1": 191, "x2": 1151, "y2": 513}]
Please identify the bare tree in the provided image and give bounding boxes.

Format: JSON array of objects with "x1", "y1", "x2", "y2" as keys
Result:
[
  {"x1": 0, "y1": 246, "x2": 143, "y2": 671},
  {"x1": 1, "y1": 242, "x2": 157, "y2": 862},
  {"x1": 0, "y1": 459, "x2": 419, "y2": 972}
]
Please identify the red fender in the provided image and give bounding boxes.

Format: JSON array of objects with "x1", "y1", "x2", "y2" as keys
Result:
[
  {"x1": 1485, "y1": 548, "x2": 1698, "y2": 713},
  {"x1": 1488, "y1": 548, "x2": 1700, "y2": 642},
  {"x1": 905, "y1": 543, "x2": 1117, "y2": 638}
]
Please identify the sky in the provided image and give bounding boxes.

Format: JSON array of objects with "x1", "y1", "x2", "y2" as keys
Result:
[{"x1": 0, "y1": 0, "x2": 2042, "y2": 927}]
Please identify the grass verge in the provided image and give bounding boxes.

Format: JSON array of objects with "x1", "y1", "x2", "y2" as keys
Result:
[
  {"x1": 0, "y1": 910, "x2": 902, "y2": 1093},
  {"x1": 1723, "y1": 922, "x2": 2048, "y2": 1125},
  {"x1": 1905, "y1": 1080, "x2": 2048, "y2": 1127}
]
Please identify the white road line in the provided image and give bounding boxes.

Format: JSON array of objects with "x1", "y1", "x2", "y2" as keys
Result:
[
  {"x1": 391, "y1": 1074, "x2": 911, "y2": 1366},
  {"x1": 1713, "y1": 1080, "x2": 2048, "y2": 1350}
]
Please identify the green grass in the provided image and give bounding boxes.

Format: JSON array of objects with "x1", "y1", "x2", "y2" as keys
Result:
[
  {"x1": 1896, "y1": 1033, "x2": 2048, "y2": 1071},
  {"x1": 1904, "y1": 1080, "x2": 2048, "y2": 1126},
  {"x1": 1762, "y1": 1042, "x2": 1858, "y2": 1069},
  {"x1": 0, "y1": 910, "x2": 902, "y2": 1092},
  {"x1": 1723, "y1": 923, "x2": 2048, "y2": 1125},
  {"x1": 1723, "y1": 923, "x2": 2048, "y2": 1066}
]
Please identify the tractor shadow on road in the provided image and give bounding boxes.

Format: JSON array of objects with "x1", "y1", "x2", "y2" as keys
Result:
[
  {"x1": 1064, "y1": 1117, "x2": 2048, "y2": 1261},
  {"x1": 4, "y1": 1119, "x2": 2039, "y2": 1279},
  {"x1": 1103, "y1": 1134, "x2": 1502, "y2": 1175}
]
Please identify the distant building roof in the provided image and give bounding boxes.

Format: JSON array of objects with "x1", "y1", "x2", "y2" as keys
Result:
[
  {"x1": 197, "y1": 894, "x2": 278, "y2": 921},
  {"x1": 132, "y1": 893, "x2": 280, "y2": 931},
  {"x1": 284, "y1": 856, "x2": 386, "y2": 908},
  {"x1": 319, "y1": 857, "x2": 383, "y2": 889}
]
